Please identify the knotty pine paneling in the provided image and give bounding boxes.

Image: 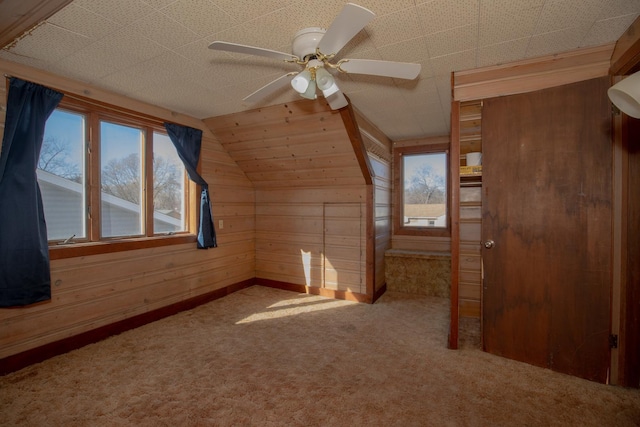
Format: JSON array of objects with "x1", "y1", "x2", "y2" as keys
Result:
[
  {"x1": 206, "y1": 99, "x2": 380, "y2": 299},
  {"x1": 0, "y1": 60, "x2": 255, "y2": 360}
]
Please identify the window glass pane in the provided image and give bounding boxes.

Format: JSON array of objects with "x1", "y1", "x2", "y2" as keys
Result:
[
  {"x1": 100, "y1": 121, "x2": 144, "y2": 237},
  {"x1": 152, "y1": 132, "x2": 186, "y2": 233},
  {"x1": 402, "y1": 152, "x2": 447, "y2": 228},
  {"x1": 39, "y1": 109, "x2": 86, "y2": 241}
]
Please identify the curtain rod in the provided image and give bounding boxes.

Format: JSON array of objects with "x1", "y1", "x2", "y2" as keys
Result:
[{"x1": 3, "y1": 73, "x2": 172, "y2": 127}]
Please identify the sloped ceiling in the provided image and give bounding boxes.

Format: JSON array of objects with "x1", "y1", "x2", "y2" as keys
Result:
[{"x1": 1, "y1": 0, "x2": 639, "y2": 141}]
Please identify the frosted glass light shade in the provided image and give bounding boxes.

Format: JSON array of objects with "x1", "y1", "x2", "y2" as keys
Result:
[
  {"x1": 315, "y1": 67, "x2": 335, "y2": 90},
  {"x1": 291, "y1": 70, "x2": 312, "y2": 93},
  {"x1": 301, "y1": 79, "x2": 317, "y2": 100},
  {"x1": 608, "y1": 71, "x2": 640, "y2": 119}
]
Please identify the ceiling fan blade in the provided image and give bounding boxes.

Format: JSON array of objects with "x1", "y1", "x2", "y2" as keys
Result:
[
  {"x1": 339, "y1": 59, "x2": 421, "y2": 80},
  {"x1": 321, "y1": 82, "x2": 349, "y2": 110},
  {"x1": 243, "y1": 73, "x2": 297, "y2": 104},
  {"x1": 209, "y1": 41, "x2": 298, "y2": 62},
  {"x1": 317, "y1": 3, "x2": 375, "y2": 56}
]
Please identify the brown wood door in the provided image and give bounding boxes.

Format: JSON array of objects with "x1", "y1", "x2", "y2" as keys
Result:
[{"x1": 481, "y1": 77, "x2": 612, "y2": 383}]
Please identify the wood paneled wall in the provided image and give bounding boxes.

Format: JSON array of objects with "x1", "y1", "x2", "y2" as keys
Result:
[
  {"x1": 0, "y1": 59, "x2": 255, "y2": 361},
  {"x1": 205, "y1": 99, "x2": 386, "y2": 301},
  {"x1": 370, "y1": 155, "x2": 391, "y2": 294}
]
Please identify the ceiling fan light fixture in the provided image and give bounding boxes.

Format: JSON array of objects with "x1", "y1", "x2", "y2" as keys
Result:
[
  {"x1": 315, "y1": 67, "x2": 335, "y2": 91},
  {"x1": 291, "y1": 69, "x2": 312, "y2": 93},
  {"x1": 325, "y1": 89, "x2": 348, "y2": 110},
  {"x1": 301, "y1": 79, "x2": 317, "y2": 100}
]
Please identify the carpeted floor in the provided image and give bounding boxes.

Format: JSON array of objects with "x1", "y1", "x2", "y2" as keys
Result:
[{"x1": 1, "y1": 285, "x2": 639, "y2": 426}]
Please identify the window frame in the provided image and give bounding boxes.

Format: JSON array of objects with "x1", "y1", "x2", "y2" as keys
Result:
[
  {"x1": 42, "y1": 95, "x2": 197, "y2": 260},
  {"x1": 393, "y1": 143, "x2": 450, "y2": 237}
]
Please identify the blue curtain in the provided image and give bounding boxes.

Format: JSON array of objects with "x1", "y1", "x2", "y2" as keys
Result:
[
  {"x1": 0, "y1": 78, "x2": 63, "y2": 307},
  {"x1": 164, "y1": 122, "x2": 217, "y2": 249}
]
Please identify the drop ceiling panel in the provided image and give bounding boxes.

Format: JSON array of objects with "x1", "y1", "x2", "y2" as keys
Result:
[
  {"x1": 134, "y1": 11, "x2": 200, "y2": 50},
  {"x1": 72, "y1": 0, "x2": 154, "y2": 26},
  {"x1": 161, "y1": 0, "x2": 237, "y2": 37},
  {"x1": 416, "y1": 0, "x2": 479, "y2": 35},
  {"x1": 425, "y1": 23, "x2": 478, "y2": 58},
  {"x1": 476, "y1": 38, "x2": 530, "y2": 68},
  {"x1": 47, "y1": 4, "x2": 121, "y2": 40},
  {"x1": 535, "y1": 0, "x2": 604, "y2": 34},
  {"x1": 478, "y1": 5, "x2": 542, "y2": 47}
]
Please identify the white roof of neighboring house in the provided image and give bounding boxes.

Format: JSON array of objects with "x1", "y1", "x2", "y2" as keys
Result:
[{"x1": 36, "y1": 169, "x2": 182, "y2": 227}]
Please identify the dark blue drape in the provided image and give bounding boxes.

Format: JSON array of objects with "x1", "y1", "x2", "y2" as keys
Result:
[
  {"x1": 164, "y1": 122, "x2": 217, "y2": 249},
  {"x1": 0, "y1": 78, "x2": 63, "y2": 307}
]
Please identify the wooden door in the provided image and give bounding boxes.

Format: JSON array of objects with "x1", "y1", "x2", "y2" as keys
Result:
[{"x1": 481, "y1": 77, "x2": 612, "y2": 383}]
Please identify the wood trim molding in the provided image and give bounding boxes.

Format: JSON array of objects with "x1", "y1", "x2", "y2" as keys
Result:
[
  {"x1": 339, "y1": 101, "x2": 374, "y2": 186},
  {"x1": 49, "y1": 235, "x2": 197, "y2": 260},
  {"x1": 0, "y1": 279, "x2": 256, "y2": 375},
  {"x1": 256, "y1": 278, "x2": 372, "y2": 304},
  {"x1": 448, "y1": 100, "x2": 461, "y2": 350},
  {"x1": 610, "y1": 15, "x2": 640, "y2": 76},
  {"x1": 453, "y1": 44, "x2": 615, "y2": 101}
]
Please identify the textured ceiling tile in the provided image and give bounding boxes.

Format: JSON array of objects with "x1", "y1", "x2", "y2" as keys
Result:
[
  {"x1": 72, "y1": 0, "x2": 154, "y2": 25},
  {"x1": 100, "y1": 26, "x2": 167, "y2": 63},
  {"x1": 353, "y1": 0, "x2": 416, "y2": 17},
  {"x1": 214, "y1": 10, "x2": 303, "y2": 54},
  {"x1": 174, "y1": 38, "x2": 224, "y2": 69},
  {"x1": 47, "y1": 4, "x2": 121, "y2": 41},
  {"x1": 581, "y1": 14, "x2": 639, "y2": 47},
  {"x1": 213, "y1": 0, "x2": 295, "y2": 22},
  {"x1": 277, "y1": 1, "x2": 346, "y2": 32},
  {"x1": 416, "y1": 0, "x2": 479, "y2": 35},
  {"x1": 398, "y1": 77, "x2": 441, "y2": 109},
  {"x1": 597, "y1": 0, "x2": 640, "y2": 18},
  {"x1": 430, "y1": 50, "x2": 477, "y2": 77},
  {"x1": 135, "y1": 11, "x2": 199, "y2": 49},
  {"x1": 4, "y1": 23, "x2": 93, "y2": 63},
  {"x1": 161, "y1": 0, "x2": 237, "y2": 37},
  {"x1": 478, "y1": 4, "x2": 542, "y2": 46},
  {"x1": 377, "y1": 37, "x2": 434, "y2": 78},
  {"x1": 135, "y1": 81, "x2": 230, "y2": 118},
  {"x1": 535, "y1": 0, "x2": 603, "y2": 34},
  {"x1": 480, "y1": 0, "x2": 546, "y2": 15},
  {"x1": 196, "y1": 61, "x2": 267, "y2": 89},
  {"x1": 477, "y1": 37, "x2": 529, "y2": 67},
  {"x1": 336, "y1": 30, "x2": 377, "y2": 59},
  {"x1": 141, "y1": 0, "x2": 178, "y2": 9},
  {"x1": 526, "y1": 26, "x2": 589, "y2": 58},
  {"x1": 426, "y1": 23, "x2": 478, "y2": 58},
  {"x1": 51, "y1": 48, "x2": 125, "y2": 81},
  {"x1": 366, "y1": 8, "x2": 424, "y2": 49}
]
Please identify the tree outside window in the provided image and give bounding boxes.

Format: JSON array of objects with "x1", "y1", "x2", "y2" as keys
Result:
[{"x1": 393, "y1": 144, "x2": 449, "y2": 237}]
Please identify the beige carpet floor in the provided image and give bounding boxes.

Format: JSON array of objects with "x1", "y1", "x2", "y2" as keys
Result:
[{"x1": 1, "y1": 285, "x2": 639, "y2": 426}]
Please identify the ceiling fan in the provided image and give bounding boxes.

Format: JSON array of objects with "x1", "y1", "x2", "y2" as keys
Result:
[{"x1": 208, "y1": 3, "x2": 421, "y2": 110}]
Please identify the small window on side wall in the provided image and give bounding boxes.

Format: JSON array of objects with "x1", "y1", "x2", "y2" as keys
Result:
[{"x1": 393, "y1": 144, "x2": 450, "y2": 237}]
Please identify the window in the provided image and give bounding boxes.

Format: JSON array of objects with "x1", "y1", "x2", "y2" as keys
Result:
[
  {"x1": 39, "y1": 109, "x2": 86, "y2": 241},
  {"x1": 393, "y1": 144, "x2": 449, "y2": 236},
  {"x1": 37, "y1": 96, "x2": 192, "y2": 254}
]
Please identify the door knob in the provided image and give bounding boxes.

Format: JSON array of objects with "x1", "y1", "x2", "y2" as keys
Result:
[{"x1": 484, "y1": 240, "x2": 495, "y2": 249}]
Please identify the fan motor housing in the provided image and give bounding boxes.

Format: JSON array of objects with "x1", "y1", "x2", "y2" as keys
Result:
[{"x1": 292, "y1": 27, "x2": 326, "y2": 59}]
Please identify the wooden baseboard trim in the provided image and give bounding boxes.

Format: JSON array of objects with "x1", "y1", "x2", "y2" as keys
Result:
[
  {"x1": 373, "y1": 283, "x2": 387, "y2": 303},
  {"x1": 0, "y1": 278, "x2": 255, "y2": 376},
  {"x1": 256, "y1": 278, "x2": 372, "y2": 304}
]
